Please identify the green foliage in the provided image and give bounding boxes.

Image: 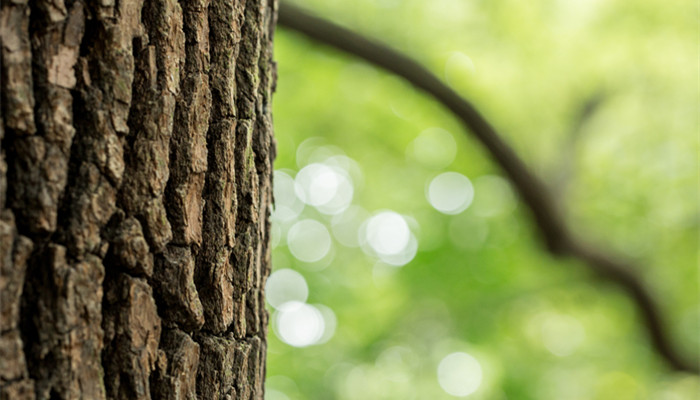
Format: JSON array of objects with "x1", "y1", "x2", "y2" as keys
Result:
[{"x1": 266, "y1": 0, "x2": 698, "y2": 398}]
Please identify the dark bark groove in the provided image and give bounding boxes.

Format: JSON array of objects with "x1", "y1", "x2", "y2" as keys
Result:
[{"x1": 0, "y1": 0, "x2": 276, "y2": 398}]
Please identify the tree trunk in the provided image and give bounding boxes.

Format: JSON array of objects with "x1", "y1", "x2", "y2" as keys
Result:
[{"x1": 0, "y1": 0, "x2": 276, "y2": 398}]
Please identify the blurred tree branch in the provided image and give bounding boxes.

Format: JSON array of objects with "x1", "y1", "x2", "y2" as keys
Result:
[
  {"x1": 552, "y1": 91, "x2": 606, "y2": 196},
  {"x1": 277, "y1": 2, "x2": 698, "y2": 374}
]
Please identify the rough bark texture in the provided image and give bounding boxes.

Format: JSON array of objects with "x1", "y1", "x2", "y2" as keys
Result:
[{"x1": 0, "y1": 0, "x2": 276, "y2": 398}]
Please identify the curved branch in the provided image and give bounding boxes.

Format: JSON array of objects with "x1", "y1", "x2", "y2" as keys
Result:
[
  {"x1": 553, "y1": 91, "x2": 606, "y2": 194},
  {"x1": 277, "y1": 2, "x2": 698, "y2": 374}
]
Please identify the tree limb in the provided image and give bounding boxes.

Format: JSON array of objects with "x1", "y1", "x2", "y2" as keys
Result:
[
  {"x1": 277, "y1": 2, "x2": 698, "y2": 374},
  {"x1": 553, "y1": 91, "x2": 606, "y2": 195}
]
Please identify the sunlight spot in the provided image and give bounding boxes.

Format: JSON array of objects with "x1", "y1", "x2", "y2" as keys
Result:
[
  {"x1": 275, "y1": 302, "x2": 324, "y2": 347},
  {"x1": 359, "y1": 211, "x2": 418, "y2": 267},
  {"x1": 287, "y1": 219, "x2": 332, "y2": 263},
  {"x1": 365, "y1": 211, "x2": 409, "y2": 255},
  {"x1": 360, "y1": 211, "x2": 418, "y2": 266},
  {"x1": 272, "y1": 170, "x2": 305, "y2": 222},
  {"x1": 314, "y1": 304, "x2": 337, "y2": 344},
  {"x1": 360, "y1": 211, "x2": 418, "y2": 267},
  {"x1": 437, "y1": 352, "x2": 483, "y2": 397},
  {"x1": 406, "y1": 128, "x2": 457, "y2": 169},
  {"x1": 295, "y1": 163, "x2": 354, "y2": 215},
  {"x1": 275, "y1": 301, "x2": 325, "y2": 348},
  {"x1": 295, "y1": 164, "x2": 336, "y2": 205},
  {"x1": 325, "y1": 154, "x2": 365, "y2": 192},
  {"x1": 265, "y1": 269, "x2": 308, "y2": 309},
  {"x1": 445, "y1": 52, "x2": 476, "y2": 86},
  {"x1": 379, "y1": 235, "x2": 418, "y2": 266},
  {"x1": 295, "y1": 137, "x2": 326, "y2": 168},
  {"x1": 427, "y1": 172, "x2": 474, "y2": 214}
]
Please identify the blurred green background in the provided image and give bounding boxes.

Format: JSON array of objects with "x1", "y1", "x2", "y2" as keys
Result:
[{"x1": 264, "y1": 0, "x2": 699, "y2": 398}]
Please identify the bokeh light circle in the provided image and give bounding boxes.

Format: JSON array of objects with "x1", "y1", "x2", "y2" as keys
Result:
[
  {"x1": 272, "y1": 170, "x2": 305, "y2": 222},
  {"x1": 295, "y1": 163, "x2": 354, "y2": 215},
  {"x1": 364, "y1": 211, "x2": 410, "y2": 256},
  {"x1": 407, "y1": 128, "x2": 457, "y2": 169},
  {"x1": 275, "y1": 301, "x2": 325, "y2": 348},
  {"x1": 360, "y1": 211, "x2": 418, "y2": 266},
  {"x1": 427, "y1": 172, "x2": 474, "y2": 214},
  {"x1": 287, "y1": 219, "x2": 332, "y2": 262},
  {"x1": 437, "y1": 352, "x2": 483, "y2": 397},
  {"x1": 265, "y1": 269, "x2": 309, "y2": 309}
]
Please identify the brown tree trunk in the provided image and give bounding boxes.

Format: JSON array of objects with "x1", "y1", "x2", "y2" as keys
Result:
[{"x1": 0, "y1": 0, "x2": 276, "y2": 398}]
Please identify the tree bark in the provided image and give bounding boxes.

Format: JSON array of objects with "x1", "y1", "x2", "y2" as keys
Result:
[{"x1": 0, "y1": 0, "x2": 276, "y2": 398}]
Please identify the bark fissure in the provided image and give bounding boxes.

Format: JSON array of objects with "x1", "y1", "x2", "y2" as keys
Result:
[
  {"x1": 192, "y1": 0, "x2": 274, "y2": 396},
  {"x1": 0, "y1": 0, "x2": 37, "y2": 393},
  {"x1": 195, "y1": 0, "x2": 241, "y2": 337}
]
